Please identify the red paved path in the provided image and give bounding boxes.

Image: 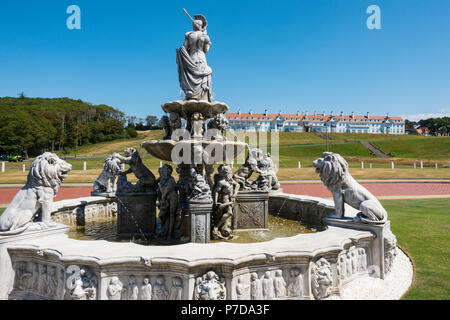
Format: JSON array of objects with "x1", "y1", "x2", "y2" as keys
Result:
[{"x1": 1, "y1": 183, "x2": 449, "y2": 204}]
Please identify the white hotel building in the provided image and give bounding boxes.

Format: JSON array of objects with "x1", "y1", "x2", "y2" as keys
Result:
[{"x1": 226, "y1": 110, "x2": 405, "y2": 134}]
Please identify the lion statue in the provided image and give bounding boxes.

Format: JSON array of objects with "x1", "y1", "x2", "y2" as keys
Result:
[
  {"x1": 92, "y1": 155, "x2": 122, "y2": 194},
  {"x1": 112, "y1": 148, "x2": 156, "y2": 192},
  {"x1": 313, "y1": 152, "x2": 387, "y2": 224},
  {"x1": 0, "y1": 152, "x2": 72, "y2": 235}
]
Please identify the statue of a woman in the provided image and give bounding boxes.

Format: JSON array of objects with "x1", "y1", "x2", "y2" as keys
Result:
[{"x1": 176, "y1": 14, "x2": 212, "y2": 101}]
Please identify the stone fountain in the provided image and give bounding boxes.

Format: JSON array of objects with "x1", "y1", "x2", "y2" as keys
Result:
[{"x1": 0, "y1": 12, "x2": 413, "y2": 301}]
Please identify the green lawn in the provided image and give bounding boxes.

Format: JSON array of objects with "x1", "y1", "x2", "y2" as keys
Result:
[{"x1": 381, "y1": 198, "x2": 450, "y2": 300}]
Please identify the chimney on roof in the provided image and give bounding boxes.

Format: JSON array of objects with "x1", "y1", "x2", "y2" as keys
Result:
[
  {"x1": 331, "y1": 111, "x2": 334, "y2": 116},
  {"x1": 279, "y1": 109, "x2": 282, "y2": 115},
  {"x1": 386, "y1": 112, "x2": 390, "y2": 118},
  {"x1": 322, "y1": 111, "x2": 325, "y2": 116},
  {"x1": 238, "y1": 109, "x2": 241, "y2": 115},
  {"x1": 366, "y1": 112, "x2": 370, "y2": 118},
  {"x1": 249, "y1": 109, "x2": 253, "y2": 115},
  {"x1": 351, "y1": 112, "x2": 354, "y2": 119},
  {"x1": 313, "y1": 111, "x2": 316, "y2": 116},
  {"x1": 296, "y1": 110, "x2": 299, "y2": 116},
  {"x1": 305, "y1": 111, "x2": 308, "y2": 116},
  {"x1": 340, "y1": 111, "x2": 343, "y2": 117},
  {"x1": 264, "y1": 109, "x2": 268, "y2": 116}
]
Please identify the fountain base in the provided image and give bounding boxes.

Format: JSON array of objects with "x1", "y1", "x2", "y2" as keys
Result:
[
  {"x1": 232, "y1": 190, "x2": 269, "y2": 231},
  {"x1": 116, "y1": 193, "x2": 157, "y2": 237}
]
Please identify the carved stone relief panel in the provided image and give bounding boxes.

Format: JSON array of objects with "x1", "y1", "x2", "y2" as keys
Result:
[
  {"x1": 311, "y1": 257, "x2": 333, "y2": 300},
  {"x1": 287, "y1": 267, "x2": 304, "y2": 298},
  {"x1": 66, "y1": 265, "x2": 98, "y2": 300},
  {"x1": 384, "y1": 229, "x2": 397, "y2": 275},
  {"x1": 337, "y1": 246, "x2": 369, "y2": 284},
  {"x1": 12, "y1": 260, "x2": 66, "y2": 300},
  {"x1": 105, "y1": 274, "x2": 184, "y2": 300},
  {"x1": 194, "y1": 271, "x2": 226, "y2": 300}
]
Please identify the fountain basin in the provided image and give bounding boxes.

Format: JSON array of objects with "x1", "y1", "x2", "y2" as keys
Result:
[
  {"x1": 0, "y1": 193, "x2": 410, "y2": 300},
  {"x1": 162, "y1": 100, "x2": 229, "y2": 119}
]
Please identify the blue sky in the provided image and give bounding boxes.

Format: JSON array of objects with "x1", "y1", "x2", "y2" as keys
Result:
[{"x1": 0, "y1": 0, "x2": 449, "y2": 120}]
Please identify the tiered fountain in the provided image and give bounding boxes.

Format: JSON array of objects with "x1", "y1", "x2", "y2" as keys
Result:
[{"x1": 0, "y1": 11, "x2": 412, "y2": 300}]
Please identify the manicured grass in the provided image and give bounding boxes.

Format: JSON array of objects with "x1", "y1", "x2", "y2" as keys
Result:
[
  {"x1": 381, "y1": 198, "x2": 450, "y2": 300},
  {"x1": 1, "y1": 131, "x2": 448, "y2": 182}
]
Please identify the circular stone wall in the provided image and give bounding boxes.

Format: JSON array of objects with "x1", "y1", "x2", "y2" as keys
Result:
[{"x1": 2, "y1": 193, "x2": 413, "y2": 300}]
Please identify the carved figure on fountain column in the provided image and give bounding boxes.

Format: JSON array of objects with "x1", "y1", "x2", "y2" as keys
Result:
[
  {"x1": 233, "y1": 148, "x2": 262, "y2": 191},
  {"x1": 157, "y1": 164, "x2": 180, "y2": 240},
  {"x1": 191, "y1": 112, "x2": 205, "y2": 139},
  {"x1": 251, "y1": 152, "x2": 280, "y2": 191},
  {"x1": 207, "y1": 113, "x2": 228, "y2": 140},
  {"x1": 160, "y1": 115, "x2": 172, "y2": 140},
  {"x1": 212, "y1": 164, "x2": 239, "y2": 240},
  {"x1": 113, "y1": 148, "x2": 156, "y2": 193},
  {"x1": 189, "y1": 169, "x2": 212, "y2": 203},
  {"x1": 176, "y1": 164, "x2": 192, "y2": 209}
]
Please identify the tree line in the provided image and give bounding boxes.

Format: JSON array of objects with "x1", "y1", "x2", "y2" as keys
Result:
[
  {"x1": 0, "y1": 97, "x2": 161, "y2": 157},
  {"x1": 406, "y1": 117, "x2": 450, "y2": 136}
]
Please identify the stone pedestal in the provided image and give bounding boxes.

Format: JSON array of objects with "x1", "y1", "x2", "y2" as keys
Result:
[
  {"x1": 188, "y1": 201, "x2": 212, "y2": 243},
  {"x1": 116, "y1": 193, "x2": 157, "y2": 237},
  {"x1": 232, "y1": 190, "x2": 269, "y2": 231},
  {"x1": 0, "y1": 223, "x2": 69, "y2": 299},
  {"x1": 324, "y1": 217, "x2": 393, "y2": 279}
]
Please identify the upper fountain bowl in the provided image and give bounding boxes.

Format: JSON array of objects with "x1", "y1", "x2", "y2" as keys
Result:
[{"x1": 162, "y1": 100, "x2": 229, "y2": 120}]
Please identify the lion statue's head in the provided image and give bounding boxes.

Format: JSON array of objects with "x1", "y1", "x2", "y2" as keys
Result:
[
  {"x1": 27, "y1": 152, "x2": 72, "y2": 193},
  {"x1": 104, "y1": 156, "x2": 121, "y2": 176},
  {"x1": 313, "y1": 152, "x2": 348, "y2": 186}
]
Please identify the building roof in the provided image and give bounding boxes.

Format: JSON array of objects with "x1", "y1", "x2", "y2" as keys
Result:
[{"x1": 226, "y1": 112, "x2": 404, "y2": 123}]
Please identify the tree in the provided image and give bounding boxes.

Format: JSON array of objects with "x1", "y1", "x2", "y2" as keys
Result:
[
  {"x1": 146, "y1": 115, "x2": 159, "y2": 128},
  {"x1": 0, "y1": 97, "x2": 135, "y2": 156}
]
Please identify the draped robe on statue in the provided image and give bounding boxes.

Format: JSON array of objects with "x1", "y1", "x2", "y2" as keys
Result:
[{"x1": 176, "y1": 31, "x2": 212, "y2": 101}]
